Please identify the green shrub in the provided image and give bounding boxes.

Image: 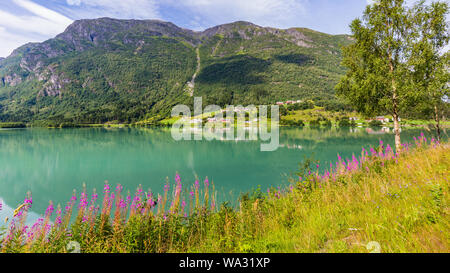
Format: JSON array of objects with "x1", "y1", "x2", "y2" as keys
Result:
[
  {"x1": 369, "y1": 120, "x2": 383, "y2": 127},
  {"x1": 309, "y1": 119, "x2": 321, "y2": 127},
  {"x1": 60, "y1": 123, "x2": 81, "y2": 128},
  {"x1": 0, "y1": 122, "x2": 26, "y2": 128},
  {"x1": 338, "y1": 118, "x2": 350, "y2": 127},
  {"x1": 322, "y1": 119, "x2": 332, "y2": 127},
  {"x1": 281, "y1": 119, "x2": 305, "y2": 127}
]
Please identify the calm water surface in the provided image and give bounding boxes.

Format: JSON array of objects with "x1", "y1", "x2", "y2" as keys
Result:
[{"x1": 0, "y1": 127, "x2": 433, "y2": 220}]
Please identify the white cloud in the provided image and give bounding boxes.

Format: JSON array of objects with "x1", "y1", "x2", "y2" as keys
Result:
[
  {"x1": 172, "y1": 0, "x2": 307, "y2": 30},
  {"x1": 0, "y1": 0, "x2": 73, "y2": 57},
  {"x1": 64, "y1": 0, "x2": 160, "y2": 20},
  {"x1": 0, "y1": 27, "x2": 36, "y2": 57},
  {"x1": 15, "y1": 0, "x2": 72, "y2": 26},
  {"x1": 66, "y1": 0, "x2": 81, "y2": 5}
]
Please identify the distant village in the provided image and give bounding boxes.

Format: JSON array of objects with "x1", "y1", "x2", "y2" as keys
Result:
[
  {"x1": 178, "y1": 99, "x2": 398, "y2": 127},
  {"x1": 276, "y1": 100, "x2": 396, "y2": 125},
  {"x1": 276, "y1": 100, "x2": 303, "y2": 105}
]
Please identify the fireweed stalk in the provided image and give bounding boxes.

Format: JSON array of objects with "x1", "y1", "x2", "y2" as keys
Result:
[
  {"x1": 1, "y1": 192, "x2": 32, "y2": 250},
  {"x1": 0, "y1": 134, "x2": 445, "y2": 253}
]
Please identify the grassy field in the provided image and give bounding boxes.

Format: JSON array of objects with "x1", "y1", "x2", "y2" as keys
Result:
[
  {"x1": 0, "y1": 137, "x2": 448, "y2": 253},
  {"x1": 281, "y1": 107, "x2": 450, "y2": 128},
  {"x1": 282, "y1": 107, "x2": 357, "y2": 123}
]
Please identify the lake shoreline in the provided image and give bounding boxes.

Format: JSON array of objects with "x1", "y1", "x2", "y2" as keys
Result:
[{"x1": 1, "y1": 120, "x2": 448, "y2": 129}]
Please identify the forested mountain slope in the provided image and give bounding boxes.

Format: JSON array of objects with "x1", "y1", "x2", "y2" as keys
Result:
[{"x1": 0, "y1": 18, "x2": 352, "y2": 124}]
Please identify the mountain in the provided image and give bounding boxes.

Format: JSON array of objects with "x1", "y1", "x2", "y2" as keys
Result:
[{"x1": 0, "y1": 18, "x2": 353, "y2": 124}]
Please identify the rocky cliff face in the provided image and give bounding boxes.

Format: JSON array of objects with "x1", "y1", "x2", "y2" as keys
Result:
[
  {"x1": 200, "y1": 21, "x2": 314, "y2": 47},
  {"x1": 1, "y1": 18, "x2": 203, "y2": 95},
  {"x1": 12, "y1": 19, "x2": 198, "y2": 74},
  {"x1": 2, "y1": 74, "x2": 22, "y2": 87},
  {"x1": 56, "y1": 18, "x2": 200, "y2": 49}
]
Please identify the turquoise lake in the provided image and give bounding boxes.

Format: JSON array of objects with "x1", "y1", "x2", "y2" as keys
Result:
[{"x1": 0, "y1": 127, "x2": 433, "y2": 221}]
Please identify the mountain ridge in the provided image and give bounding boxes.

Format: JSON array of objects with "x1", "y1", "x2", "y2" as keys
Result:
[{"x1": 2, "y1": 18, "x2": 348, "y2": 60}]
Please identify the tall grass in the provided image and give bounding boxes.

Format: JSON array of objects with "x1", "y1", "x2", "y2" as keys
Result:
[
  {"x1": 0, "y1": 122, "x2": 26, "y2": 129},
  {"x1": 0, "y1": 134, "x2": 448, "y2": 253}
]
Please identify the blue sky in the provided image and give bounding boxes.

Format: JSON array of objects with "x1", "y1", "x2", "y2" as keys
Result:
[{"x1": 0, "y1": 0, "x2": 447, "y2": 57}]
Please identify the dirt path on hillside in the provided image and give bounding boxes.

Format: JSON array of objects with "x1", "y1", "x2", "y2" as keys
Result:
[{"x1": 186, "y1": 48, "x2": 201, "y2": 97}]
